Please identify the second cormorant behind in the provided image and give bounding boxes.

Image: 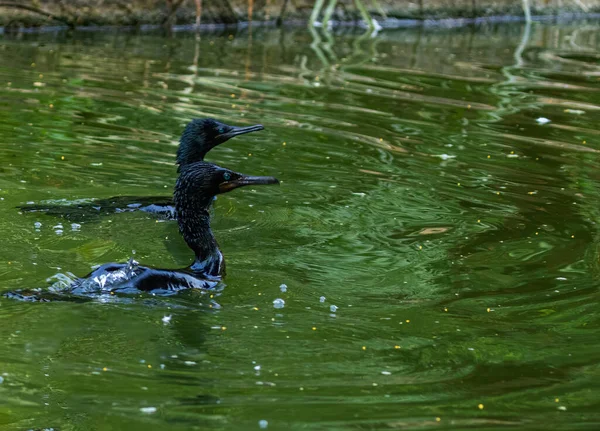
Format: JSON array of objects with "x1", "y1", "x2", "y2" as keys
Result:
[{"x1": 18, "y1": 118, "x2": 264, "y2": 221}]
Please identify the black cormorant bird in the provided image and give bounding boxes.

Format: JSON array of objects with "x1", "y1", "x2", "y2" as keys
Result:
[
  {"x1": 18, "y1": 118, "x2": 265, "y2": 220},
  {"x1": 7, "y1": 161, "x2": 278, "y2": 299}
]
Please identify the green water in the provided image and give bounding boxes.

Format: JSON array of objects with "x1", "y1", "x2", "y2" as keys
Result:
[{"x1": 0, "y1": 21, "x2": 600, "y2": 430}]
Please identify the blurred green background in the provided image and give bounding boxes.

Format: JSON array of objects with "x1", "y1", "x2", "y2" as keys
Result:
[{"x1": 0, "y1": 19, "x2": 599, "y2": 431}]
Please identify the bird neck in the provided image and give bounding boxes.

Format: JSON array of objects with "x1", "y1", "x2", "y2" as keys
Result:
[
  {"x1": 177, "y1": 204, "x2": 223, "y2": 278},
  {"x1": 176, "y1": 134, "x2": 212, "y2": 169}
]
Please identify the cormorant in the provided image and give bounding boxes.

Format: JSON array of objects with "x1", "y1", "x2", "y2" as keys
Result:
[
  {"x1": 6, "y1": 161, "x2": 279, "y2": 299},
  {"x1": 17, "y1": 118, "x2": 265, "y2": 221}
]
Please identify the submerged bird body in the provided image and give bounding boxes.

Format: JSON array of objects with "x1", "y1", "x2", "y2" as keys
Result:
[
  {"x1": 18, "y1": 118, "x2": 265, "y2": 220},
  {"x1": 69, "y1": 261, "x2": 219, "y2": 296},
  {"x1": 9, "y1": 161, "x2": 278, "y2": 299}
]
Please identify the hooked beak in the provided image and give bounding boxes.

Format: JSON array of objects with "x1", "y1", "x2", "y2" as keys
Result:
[
  {"x1": 219, "y1": 175, "x2": 279, "y2": 193},
  {"x1": 217, "y1": 124, "x2": 264, "y2": 142}
]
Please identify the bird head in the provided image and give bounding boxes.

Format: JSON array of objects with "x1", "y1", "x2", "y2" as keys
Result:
[
  {"x1": 176, "y1": 118, "x2": 264, "y2": 167},
  {"x1": 175, "y1": 161, "x2": 279, "y2": 212}
]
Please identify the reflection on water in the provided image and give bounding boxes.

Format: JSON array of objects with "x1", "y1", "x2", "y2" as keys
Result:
[{"x1": 0, "y1": 20, "x2": 600, "y2": 430}]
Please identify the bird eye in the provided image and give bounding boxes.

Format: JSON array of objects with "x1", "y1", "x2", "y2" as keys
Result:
[
  {"x1": 223, "y1": 172, "x2": 231, "y2": 181},
  {"x1": 217, "y1": 127, "x2": 225, "y2": 134}
]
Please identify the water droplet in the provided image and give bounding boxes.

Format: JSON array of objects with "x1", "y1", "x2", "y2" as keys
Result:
[
  {"x1": 140, "y1": 407, "x2": 157, "y2": 414},
  {"x1": 330, "y1": 305, "x2": 338, "y2": 313},
  {"x1": 319, "y1": 296, "x2": 326, "y2": 303},
  {"x1": 273, "y1": 298, "x2": 285, "y2": 309},
  {"x1": 259, "y1": 420, "x2": 268, "y2": 429},
  {"x1": 279, "y1": 283, "x2": 287, "y2": 292}
]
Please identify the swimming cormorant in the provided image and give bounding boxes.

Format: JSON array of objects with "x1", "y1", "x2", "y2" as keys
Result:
[
  {"x1": 7, "y1": 161, "x2": 279, "y2": 299},
  {"x1": 17, "y1": 118, "x2": 265, "y2": 221}
]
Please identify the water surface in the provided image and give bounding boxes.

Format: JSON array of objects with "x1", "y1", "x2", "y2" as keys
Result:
[{"x1": 0, "y1": 21, "x2": 600, "y2": 430}]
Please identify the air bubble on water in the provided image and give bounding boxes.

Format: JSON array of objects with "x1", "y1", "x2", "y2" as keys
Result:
[
  {"x1": 162, "y1": 315, "x2": 172, "y2": 325},
  {"x1": 536, "y1": 117, "x2": 551, "y2": 124},
  {"x1": 254, "y1": 365, "x2": 261, "y2": 371},
  {"x1": 381, "y1": 371, "x2": 391, "y2": 375},
  {"x1": 279, "y1": 283, "x2": 287, "y2": 292},
  {"x1": 71, "y1": 223, "x2": 81, "y2": 231},
  {"x1": 140, "y1": 407, "x2": 157, "y2": 414},
  {"x1": 0, "y1": 376, "x2": 4, "y2": 384},
  {"x1": 34, "y1": 222, "x2": 42, "y2": 229},
  {"x1": 319, "y1": 296, "x2": 326, "y2": 303},
  {"x1": 258, "y1": 420, "x2": 268, "y2": 429},
  {"x1": 330, "y1": 305, "x2": 338, "y2": 313},
  {"x1": 273, "y1": 298, "x2": 285, "y2": 309},
  {"x1": 55, "y1": 230, "x2": 63, "y2": 235}
]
